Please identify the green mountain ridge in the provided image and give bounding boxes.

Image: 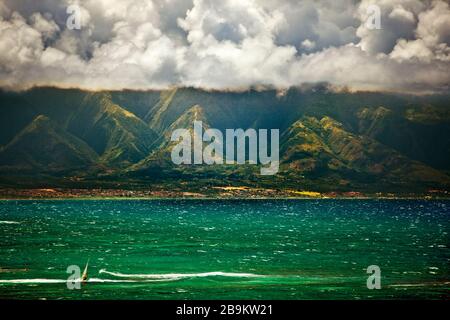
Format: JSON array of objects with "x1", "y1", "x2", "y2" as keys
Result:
[
  {"x1": 0, "y1": 115, "x2": 98, "y2": 173},
  {"x1": 130, "y1": 104, "x2": 214, "y2": 177},
  {"x1": 0, "y1": 87, "x2": 449, "y2": 193},
  {"x1": 281, "y1": 116, "x2": 448, "y2": 186},
  {"x1": 65, "y1": 93, "x2": 158, "y2": 167}
]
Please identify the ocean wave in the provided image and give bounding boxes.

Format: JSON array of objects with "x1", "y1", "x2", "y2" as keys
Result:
[
  {"x1": 99, "y1": 269, "x2": 265, "y2": 280},
  {"x1": 0, "y1": 271, "x2": 264, "y2": 285},
  {"x1": 389, "y1": 281, "x2": 450, "y2": 288},
  {"x1": 89, "y1": 278, "x2": 178, "y2": 283},
  {"x1": 0, "y1": 279, "x2": 66, "y2": 284},
  {"x1": 0, "y1": 278, "x2": 169, "y2": 284},
  {"x1": 0, "y1": 221, "x2": 20, "y2": 224}
]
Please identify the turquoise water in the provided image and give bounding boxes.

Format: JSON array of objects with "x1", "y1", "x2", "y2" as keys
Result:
[{"x1": 0, "y1": 199, "x2": 448, "y2": 299}]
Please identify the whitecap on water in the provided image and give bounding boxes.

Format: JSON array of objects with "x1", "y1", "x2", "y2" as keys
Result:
[{"x1": 99, "y1": 269, "x2": 265, "y2": 280}]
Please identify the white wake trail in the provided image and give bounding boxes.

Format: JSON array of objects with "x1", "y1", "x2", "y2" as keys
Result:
[
  {"x1": 0, "y1": 270, "x2": 266, "y2": 285},
  {"x1": 0, "y1": 221, "x2": 20, "y2": 224},
  {"x1": 99, "y1": 269, "x2": 265, "y2": 280}
]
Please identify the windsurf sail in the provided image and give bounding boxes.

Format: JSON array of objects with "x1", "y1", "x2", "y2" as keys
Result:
[{"x1": 81, "y1": 260, "x2": 89, "y2": 282}]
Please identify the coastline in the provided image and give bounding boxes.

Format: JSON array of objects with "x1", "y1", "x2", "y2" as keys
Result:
[{"x1": 0, "y1": 187, "x2": 449, "y2": 200}]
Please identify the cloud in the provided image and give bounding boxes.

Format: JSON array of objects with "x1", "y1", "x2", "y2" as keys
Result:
[
  {"x1": 271, "y1": 0, "x2": 359, "y2": 52},
  {"x1": 355, "y1": 0, "x2": 425, "y2": 54},
  {"x1": 390, "y1": 0, "x2": 450, "y2": 62},
  {"x1": 30, "y1": 12, "x2": 60, "y2": 41},
  {"x1": 0, "y1": 0, "x2": 448, "y2": 93},
  {"x1": 0, "y1": 12, "x2": 43, "y2": 68},
  {"x1": 290, "y1": 44, "x2": 450, "y2": 93}
]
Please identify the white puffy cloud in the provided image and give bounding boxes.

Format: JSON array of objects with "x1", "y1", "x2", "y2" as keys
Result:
[
  {"x1": 30, "y1": 12, "x2": 60, "y2": 41},
  {"x1": 0, "y1": 0, "x2": 448, "y2": 93},
  {"x1": 416, "y1": 0, "x2": 450, "y2": 45},
  {"x1": 176, "y1": 0, "x2": 296, "y2": 88},
  {"x1": 391, "y1": 0, "x2": 450, "y2": 62},
  {"x1": 289, "y1": 44, "x2": 449, "y2": 93},
  {"x1": 356, "y1": 0, "x2": 425, "y2": 54},
  {"x1": 178, "y1": 0, "x2": 285, "y2": 45},
  {"x1": 0, "y1": 12, "x2": 44, "y2": 68},
  {"x1": 271, "y1": 0, "x2": 359, "y2": 51}
]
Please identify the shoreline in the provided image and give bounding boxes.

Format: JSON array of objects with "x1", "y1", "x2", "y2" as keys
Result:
[
  {"x1": 0, "y1": 187, "x2": 448, "y2": 201},
  {"x1": 1, "y1": 196, "x2": 450, "y2": 201}
]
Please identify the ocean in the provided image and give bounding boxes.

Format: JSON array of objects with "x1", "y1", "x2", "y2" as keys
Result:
[{"x1": 0, "y1": 199, "x2": 448, "y2": 299}]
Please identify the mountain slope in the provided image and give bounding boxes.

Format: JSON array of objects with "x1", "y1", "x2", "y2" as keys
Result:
[
  {"x1": 65, "y1": 93, "x2": 158, "y2": 167},
  {"x1": 281, "y1": 116, "x2": 449, "y2": 188},
  {"x1": 357, "y1": 106, "x2": 450, "y2": 170},
  {"x1": 0, "y1": 87, "x2": 449, "y2": 193},
  {"x1": 130, "y1": 104, "x2": 213, "y2": 175},
  {"x1": 0, "y1": 115, "x2": 98, "y2": 173}
]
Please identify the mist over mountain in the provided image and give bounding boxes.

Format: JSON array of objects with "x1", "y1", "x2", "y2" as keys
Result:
[{"x1": 0, "y1": 86, "x2": 449, "y2": 194}]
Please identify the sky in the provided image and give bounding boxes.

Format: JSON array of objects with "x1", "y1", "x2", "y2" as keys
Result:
[{"x1": 0, "y1": 0, "x2": 449, "y2": 93}]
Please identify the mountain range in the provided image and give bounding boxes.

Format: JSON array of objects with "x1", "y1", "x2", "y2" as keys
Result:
[{"x1": 0, "y1": 86, "x2": 449, "y2": 194}]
